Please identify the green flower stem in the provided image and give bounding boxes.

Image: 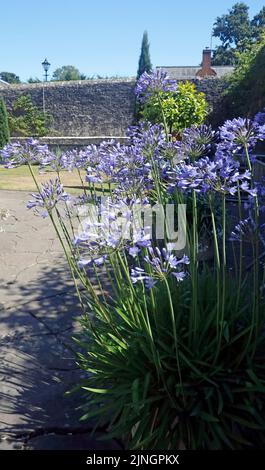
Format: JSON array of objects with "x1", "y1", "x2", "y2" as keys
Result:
[
  {"x1": 27, "y1": 161, "x2": 99, "y2": 317},
  {"x1": 157, "y1": 93, "x2": 169, "y2": 142},
  {"x1": 164, "y1": 278, "x2": 185, "y2": 405},
  {"x1": 77, "y1": 168, "x2": 88, "y2": 197},
  {"x1": 56, "y1": 169, "x2": 76, "y2": 240},
  {"x1": 244, "y1": 145, "x2": 260, "y2": 356},
  {"x1": 191, "y1": 189, "x2": 198, "y2": 344},
  {"x1": 244, "y1": 145, "x2": 252, "y2": 174},
  {"x1": 235, "y1": 183, "x2": 243, "y2": 312},
  {"x1": 209, "y1": 194, "x2": 221, "y2": 347},
  {"x1": 217, "y1": 193, "x2": 226, "y2": 354}
]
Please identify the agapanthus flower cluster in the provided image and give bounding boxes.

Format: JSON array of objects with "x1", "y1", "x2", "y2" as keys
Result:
[
  {"x1": 84, "y1": 143, "x2": 149, "y2": 191},
  {"x1": 131, "y1": 244, "x2": 190, "y2": 289},
  {"x1": 81, "y1": 123, "x2": 171, "y2": 196},
  {"x1": 217, "y1": 118, "x2": 265, "y2": 157},
  {"x1": 127, "y1": 122, "x2": 166, "y2": 156},
  {"x1": 27, "y1": 178, "x2": 70, "y2": 217},
  {"x1": 135, "y1": 70, "x2": 177, "y2": 103},
  {"x1": 230, "y1": 218, "x2": 255, "y2": 243},
  {"x1": 169, "y1": 156, "x2": 256, "y2": 197},
  {"x1": 39, "y1": 149, "x2": 64, "y2": 172},
  {"x1": 178, "y1": 125, "x2": 216, "y2": 162},
  {"x1": 254, "y1": 108, "x2": 265, "y2": 126},
  {"x1": 230, "y1": 215, "x2": 265, "y2": 248},
  {"x1": 74, "y1": 197, "x2": 152, "y2": 267},
  {"x1": 0, "y1": 139, "x2": 50, "y2": 168}
]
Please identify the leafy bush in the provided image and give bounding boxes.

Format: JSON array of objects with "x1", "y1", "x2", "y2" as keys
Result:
[
  {"x1": 141, "y1": 81, "x2": 208, "y2": 136},
  {"x1": 77, "y1": 270, "x2": 265, "y2": 449},
  {"x1": 2, "y1": 71, "x2": 265, "y2": 449},
  {"x1": 8, "y1": 95, "x2": 51, "y2": 137},
  {"x1": 52, "y1": 65, "x2": 87, "y2": 81},
  {"x1": 212, "y1": 34, "x2": 265, "y2": 125},
  {"x1": 0, "y1": 71, "x2": 20, "y2": 84},
  {"x1": 0, "y1": 98, "x2": 10, "y2": 148}
]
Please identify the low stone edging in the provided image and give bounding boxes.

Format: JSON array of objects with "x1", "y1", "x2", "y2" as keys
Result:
[{"x1": 10, "y1": 136, "x2": 129, "y2": 151}]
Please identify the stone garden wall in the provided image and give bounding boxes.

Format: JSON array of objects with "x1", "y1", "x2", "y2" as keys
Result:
[
  {"x1": 0, "y1": 79, "x2": 136, "y2": 137},
  {"x1": 194, "y1": 78, "x2": 227, "y2": 111},
  {"x1": 0, "y1": 78, "x2": 226, "y2": 137}
]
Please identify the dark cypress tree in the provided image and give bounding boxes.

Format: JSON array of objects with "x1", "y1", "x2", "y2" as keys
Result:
[
  {"x1": 137, "y1": 31, "x2": 152, "y2": 78},
  {"x1": 0, "y1": 98, "x2": 9, "y2": 149}
]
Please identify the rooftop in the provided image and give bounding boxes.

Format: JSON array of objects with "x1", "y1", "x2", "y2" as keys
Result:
[
  {"x1": 157, "y1": 65, "x2": 234, "y2": 80},
  {"x1": 157, "y1": 48, "x2": 234, "y2": 80}
]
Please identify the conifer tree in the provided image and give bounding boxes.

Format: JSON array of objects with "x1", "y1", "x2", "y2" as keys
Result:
[{"x1": 137, "y1": 31, "x2": 152, "y2": 78}]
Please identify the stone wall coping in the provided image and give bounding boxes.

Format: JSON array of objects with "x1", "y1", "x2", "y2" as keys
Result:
[
  {"x1": 10, "y1": 136, "x2": 129, "y2": 140},
  {"x1": 10, "y1": 136, "x2": 129, "y2": 144},
  {"x1": 3, "y1": 78, "x2": 136, "y2": 91}
]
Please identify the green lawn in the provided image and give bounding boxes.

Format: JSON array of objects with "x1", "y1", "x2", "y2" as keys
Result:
[{"x1": 0, "y1": 165, "x2": 109, "y2": 194}]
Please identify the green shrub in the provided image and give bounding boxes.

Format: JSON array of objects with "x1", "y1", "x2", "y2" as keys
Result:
[
  {"x1": 142, "y1": 82, "x2": 209, "y2": 136},
  {"x1": 211, "y1": 33, "x2": 265, "y2": 124},
  {"x1": 8, "y1": 95, "x2": 51, "y2": 137},
  {"x1": 77, "y1": 269, "x2": 265, "y2": 449},
  {"x1": 0, "y1": 98, "x2": 10, "y2": 148}
]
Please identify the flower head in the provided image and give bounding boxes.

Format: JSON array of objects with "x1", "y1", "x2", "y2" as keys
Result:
[
  {"x1": 254, "y1": 109, "x2": 265, "y2": 126},
  {"x1": 27, "y1": 178, "x2": 70, "y2": 217},
  {"x1": 131, "y1": 244, "x2": 189, "y2": 288},
  {"x1": 169, "y1": 156, "x2": 254, "y2": 196},
  {"x1": 0, "y1": 139, "x2": 50, "y2": 168},
  {"x1": 218, "y1": 118, "x2": 265, "y2": 158},
  {"x1": 135, "y1": 70, "x2": 177, "y2": 103},
  {"x1": 171, "y1": 125, "x2": 216, "y2": 164}
]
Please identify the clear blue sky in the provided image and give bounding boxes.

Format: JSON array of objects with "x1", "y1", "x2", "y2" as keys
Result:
[{"x1": 1, "y1": 0, "x2": 265, "y2": 81}]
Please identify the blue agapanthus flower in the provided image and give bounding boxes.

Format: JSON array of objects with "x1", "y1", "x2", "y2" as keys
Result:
[
  {"x1": 0, "y1": 139, "x2": 50, "y2": 168},
  {"x1": 27, "y1": 178, "x2": 70, "y2": 217},
  {"x1": 135, "y1": 70, "x2": 177, "y2": 103},
  {"x1": 254, "y1": 109, "x2": 265, "y2": 126},
  {"x1": 131, "y1": 244, "x2": 189, "y2": 289},
  {"x1": 168, "y1": 156, "x2": 256, "y2": 197},
  {"x1": 218, "y1": 118, "x2": 265, "y2": 155}
]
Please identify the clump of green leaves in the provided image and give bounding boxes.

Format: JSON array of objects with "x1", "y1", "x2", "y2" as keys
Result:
[
  {"x1": 52, "y1": 65, "x2": 87, "y2": 81},
  {"x1": 211, "y1": 2, "x2": 265, "y2": 66},
  {"x1": 211, "y1": 33, "x2": 265, "y2": 124},
  {"x1": 0, "y1": 98, "x2": 10, "y2": 148},
  {"x1": 76, "y1": 269, "x2": 265, "y2": 450},
  {"x1": 141, "y1": 82, "x2": 208, "y2": 136},
  {"x1": 8, "y1": 95, "x2": 51, "y2": 137}
]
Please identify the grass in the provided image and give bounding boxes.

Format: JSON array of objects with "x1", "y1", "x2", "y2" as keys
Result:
[{"x1": 0, "y1": 165, "x2": 110, "y2": 194}]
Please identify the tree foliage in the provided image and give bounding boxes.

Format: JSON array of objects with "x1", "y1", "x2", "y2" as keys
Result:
[
  {"x1": 137, "y1": 31, "x2": 152, "y2": 79},
  {"x1": 211, "y1": 34, "x2": 265, "y2": 124},
  {"x1": 0, "y1": 71, "x2": 20, "y2": 84},
  {"x1": 27, "y1": 77, "x2": 42, "y2": 83},
  {"x1": 251, "y1": 7, "x2": 265, "y2": 40},
  {"x1": 212, "y1": 3, "x2": 265, "y2": 66},
  {"x1": 8, "y1": 95, "x2": 51, "y2": 137},
  {"x1": 142, "y1": 82, "x2": 208, "y2": 135},
  {"x1": 52, "y1": 65, "x2": 86, "y2": 81},
  {"x1": 0, "y1": 98, "x2": 10, "y2": 148}
]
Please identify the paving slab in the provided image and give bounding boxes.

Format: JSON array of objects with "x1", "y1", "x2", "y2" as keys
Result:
[{"x1": 0, "y1": 190, "x2": 118, "y2": 450}]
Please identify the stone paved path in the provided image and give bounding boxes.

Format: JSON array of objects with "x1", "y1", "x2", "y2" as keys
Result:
[{"x1": 0, "y1": 190, "x2": 120, "y2": 450}]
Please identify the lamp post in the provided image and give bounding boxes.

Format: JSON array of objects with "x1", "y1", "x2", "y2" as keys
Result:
[
  {"x1": 41, "y1": 58, "x2": 50, "y2": 115},
  {"x1": 42, "y1": 58, "x2": 50, "y2": 82}
]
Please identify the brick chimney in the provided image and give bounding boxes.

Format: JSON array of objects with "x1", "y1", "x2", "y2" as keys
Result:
[{"x1": 196, "y1": 48, "x2": 216, "y2": 78}]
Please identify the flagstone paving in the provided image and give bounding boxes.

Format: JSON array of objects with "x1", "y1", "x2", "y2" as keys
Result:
[{"x1": 0, "y1": 190, "x2": 121, "y2": 450}]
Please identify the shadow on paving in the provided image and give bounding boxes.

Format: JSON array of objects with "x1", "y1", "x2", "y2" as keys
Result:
[{"x1": 0, "y1": 263, "x2": 120, "y2": 450}]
